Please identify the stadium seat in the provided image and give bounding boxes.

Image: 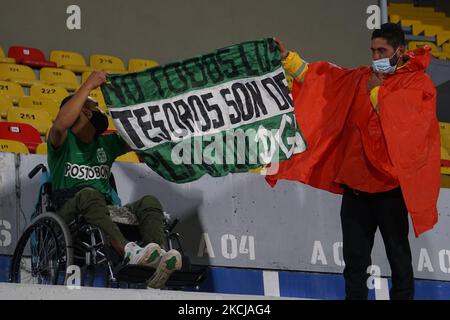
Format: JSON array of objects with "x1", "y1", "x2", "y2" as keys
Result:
[
  {"x1": 107, "y1": 116, "x2": 116, "y2": 131},
  {"x1": 441, "y1": 122, "x2": 450, "y2": 174},
  {"x1": 0, "y1": 80, "x2": 25, "y2": 104},
  {"x1": 408, "y1": 41, "x2": 446, "y2": 59},
  {"x1": 0, "y1": 95, "x2": 13, "y2": 118},
  {"x1": 89, "y1": 88, "x2": 107, "y2": 112},
  {"x1": 116, "y1": 151, "x2": 140, "y2": 163},
  {"x1": 7, "y1": 107, "x2": 53, "y2": 135},
  {"x1": 443, "y1": 43, "x2": 450, "y2": 53},
  {"x1": 0, "y1": 139, "x2": 29, "y2": 154},
  {"x1": 19, "y1": 96, "x2": 59, "y2": 121},
  {"x1": 40, "y1": 67, "x2": 79, "y2": 91},
  {"x1": 408, "y1": 41, "x2": 439, "y2": 51},
  {"x1": 90, "y1": 54, "x2": 126, "y2": 73},
  {"x1": 30, "y1": 83, "x2": 69, "y2": 104},
  {"x1": 35, "y1": 142, "x2": 47, "y2": 155},
  {"x1": 437, "y1": 31, "x2": 450, "y2": 47},
  {"x1": 0, "y1": 121, "x2": 42, "y2": 153},
  {"x1": 8, "y1": 46, "x2": 57, "y2": 69},
  {"x1": 50, "y1": 50, "x2": 94, "y2": 74},
  {"x1": 0, "y1": 63, "x2": 42, "y2": 87},
  {"x1": 0, "y1": 47, "x2": 15, "y2": 64},
  {"x1": 81, "y1": 71, "x2": 91, "y2": 84},
  {"x1": 128, "y1": 58, "x2": 159, "y2": 72}
]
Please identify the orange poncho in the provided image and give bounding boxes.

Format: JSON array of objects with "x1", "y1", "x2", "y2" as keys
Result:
[{"x1": 267, "y1": 47, "x2": 441, "y2": 237}]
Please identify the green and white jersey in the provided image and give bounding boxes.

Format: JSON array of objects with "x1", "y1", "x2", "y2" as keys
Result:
[{"x1": 47, "y1": 130, "x2": 128, "y2": 203}]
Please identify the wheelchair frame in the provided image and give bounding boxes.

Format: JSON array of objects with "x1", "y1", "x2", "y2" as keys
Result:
[{"x1": 9, "y1": 164, "x2": 207, "y2": 289}]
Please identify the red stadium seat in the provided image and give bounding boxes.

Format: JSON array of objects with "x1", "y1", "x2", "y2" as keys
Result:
[
  {"x1": 0, "y1": 121, "x2": 42, "y2": 153},
  {"x1": 8, "y1": 46, "x2": 57, "y2": 69}
]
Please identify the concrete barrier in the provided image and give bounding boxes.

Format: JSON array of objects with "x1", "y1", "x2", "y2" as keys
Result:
[{"x1": 0, "y1": 283, "x2": 301, "y2": 300}]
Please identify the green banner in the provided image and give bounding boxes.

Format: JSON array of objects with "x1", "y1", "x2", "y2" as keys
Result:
[{"x1": 101, "y1": 38, "x2": 306, "y2": 183}]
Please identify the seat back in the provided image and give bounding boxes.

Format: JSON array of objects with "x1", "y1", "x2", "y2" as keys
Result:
[
  {"x1": 0, "y1": 47, "x2": 15, "y2": 64},
  {"x1": 90, "y1": 54, "x2": 126, "y2": 72},
  {"x1": 0, "y1": 95, "x2": 13, "y2": 118},
  {"x1": 0, "y1": 80, "x2": 25, "y2": 103},
  {"x1": 19, "y1": 96, "x2": 59, "y2": 121},
  {"x1": 36, "y1": 142, "x2": 48, "y2": 155},
  {"x1": 7, "y1": 107, "x2": 53, "y2": 135},
  {"x1": 408, "y1": 41, "x2": 439, "y2": 52},
  {"x1": 40, "y1": 67, "x2": 78, "y2": 89},
  {"x1": 0, "y1": 63, "x2": 37, "y2": 82},
  {"x1": 50, "y1": 50, "x2": 87, "y2": 67},
  {"x1": 30, "y1": 83, "x2": 69, "y2": 104},
  {"x1": 128, "y1": 58, "x2": 159, "y2": 72},
  {"x1": 0, "y1": 139, "x2": 30, "y2": 154},
  {"x1": 0, "y1": 121, "x2": 42, "y2": 153}
]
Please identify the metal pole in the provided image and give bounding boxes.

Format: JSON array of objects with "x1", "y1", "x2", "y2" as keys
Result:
[{"x1": 380, "y1": 0, "x2": 389, "y2": 24}]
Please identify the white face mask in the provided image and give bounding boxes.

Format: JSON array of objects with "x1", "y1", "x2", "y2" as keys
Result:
[{"x1": 372, "y1": 47, "x2": 400, "y2": 74}]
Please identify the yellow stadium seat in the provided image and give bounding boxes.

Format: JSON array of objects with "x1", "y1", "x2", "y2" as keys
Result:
[
  {"x1": 7, "y1": 107, "x2": 53, "y2": 135},
  {"x1": 0, "y1": 80, "x2": 25, "y2": 104},
  {"x1": 107, "y1": 116, "x2": 116, "y2": 131},
  {"x1": 116, "y1": 151, "x2": 140, "y2": 163},
  {"x1": 408, "y1": 41, "x2": 446, "y2": 59},
  {"x1": 45, "y1": 127, "x2": 50, "y2": 141},
  {"x1": 443, "y1": 52, "x2": 450, "y2": 60},
  {"x1": 128, "y1": 58, "x2": 159, "y2": 72},
  {"x1": 30, "y1": 84, "x2": 69, "y2": 105},
  {"x1": 50, "y1": 50, "x2": 94, "y2": 74},
  {"x1": 19, "y1": 96, "x2": 59, "y2": 121},
  {"x1": 408, "y1": 41, "x2": 439, "y2": 51},
  {"x1": 81, "y1": 71, "x2": 92, "y2": 84},
  {"x1": 414, "y1": 17, "x2": 450, "y2": 29},
  {"x1": 0, "y1": 139, "x2": 29, "y2": 154},
  {"x1": 40, "y1": 67, "x2": 79, "y2": 91},
  {"x1": 389, "y1": 15, "x2": 401, "y2": 24},
  {"x1": 437, "y1": 31, "x2": 450, "y2": 47},
  {"x1": 399, "y1": 18, "x2": 422, "y2": 29},
  {"x1": 35, "y1": 142, "x2": 47, "y2": 155},
  {"x1": 0, "y1": 47, "x2": 15, "y2": 64},
  {"x1": 441, "y1": 122, "x2": 450, "y2": 174},
  {"x1": 89, "y1": 88, "x2": 107, "y2": 112},
  {"x1": 90, "y1": 54, "x2": 126, "y2": 73},
  {"x1": 418, "y1": 25, "x2": 444, "y2": 38},
  {"x1": 443, "y1": 43, "x2": 450, "y2": 53},
  {"x1": 0, "y1": 95, "x2": 13, "y2": 118},
  {"x1": 441, "y1": 122, "x2": 450, "y2": 147},
  {"x1": 0, "y1": 63, "x2": 42, "y2": 87},
  {"x1": 389, "y1": 4, "x2": 446, "y2": 18}
]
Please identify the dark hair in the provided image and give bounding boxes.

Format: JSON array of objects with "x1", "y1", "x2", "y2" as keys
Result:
[{"x1": 371, "y1": 23, "x2": 406, "y2": 49}]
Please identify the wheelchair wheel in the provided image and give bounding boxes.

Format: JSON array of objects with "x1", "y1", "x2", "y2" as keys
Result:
[{"x1": 9, "y1": 212, "x2": 73, "y2": 285}]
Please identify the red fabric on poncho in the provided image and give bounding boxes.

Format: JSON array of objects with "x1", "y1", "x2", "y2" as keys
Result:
[{"x1": 266, "y1": 47, "x2": 440, "y2": 237}]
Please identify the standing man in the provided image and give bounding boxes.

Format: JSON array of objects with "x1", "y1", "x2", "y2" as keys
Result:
[{"x1": 268, "y1": 23, "x2": 441, "y2": 299}]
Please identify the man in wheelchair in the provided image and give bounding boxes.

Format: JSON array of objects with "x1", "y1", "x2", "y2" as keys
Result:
[{"x1": 47, "y1": 70, "x2": 182, "y2": 289}]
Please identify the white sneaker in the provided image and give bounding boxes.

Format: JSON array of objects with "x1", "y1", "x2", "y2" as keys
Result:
[
  {"x1": 124, "y1": 242, "x2": 162, "y2": 268},
  {"x1": 147, "y1": 249, "x2": 182, "y2": 289}
]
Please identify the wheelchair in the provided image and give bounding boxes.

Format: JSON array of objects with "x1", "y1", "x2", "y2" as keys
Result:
[{"x1": 9, "y1": 164, "x2": 207, "y2": 289}]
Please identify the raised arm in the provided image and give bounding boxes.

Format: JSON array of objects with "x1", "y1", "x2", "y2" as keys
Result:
[
  {"x1": 49, "y1": 70, "x2": 107, "y2": 148},
  {"x1": 274, "y1": 38, "x2": 309, "y2": 85}
]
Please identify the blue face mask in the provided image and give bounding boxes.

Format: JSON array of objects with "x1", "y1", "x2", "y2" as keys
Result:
[{"x1": 372, "y1": 48, "x2": 400, "y2": 74}]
